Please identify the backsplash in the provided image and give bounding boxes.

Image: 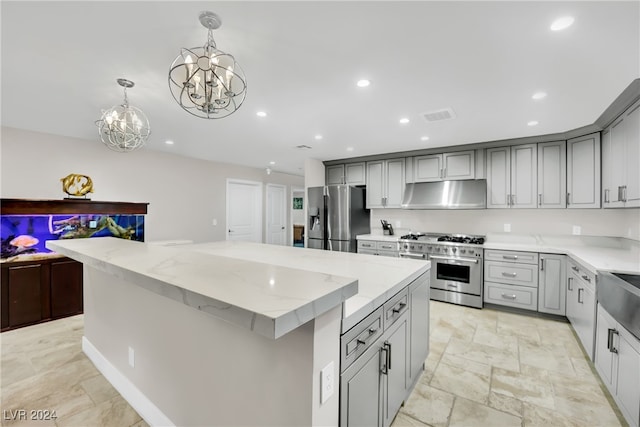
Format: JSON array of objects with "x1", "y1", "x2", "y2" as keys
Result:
[{"x1": 371, "y1": 208, "x2": 640, "y2": 241}]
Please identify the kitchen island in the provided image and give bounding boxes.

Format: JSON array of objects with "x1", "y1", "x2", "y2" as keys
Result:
[{"x1": 47, "y1": 238, "x2": 430, "y2": 427}]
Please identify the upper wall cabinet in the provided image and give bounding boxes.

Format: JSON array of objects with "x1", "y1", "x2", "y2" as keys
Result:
[
  {"x1": 567, "y1": 133, "x2": 601, "y2": 209},
  {"x1": 326, "y1": 162, "x2": 366, "y2": 186},
  {"x1": 537, "y1": 141, "x2": 567, "y2": 209},
  {"x1": 602, "y1": 98, "x2": 640, "y2": 208},
  {"x1": 413, "y1": 150, "x2": 475, "y2": 182},
  {"x1": 486, "y1": 144, "x2": 537, "y2": 209},
  {"x1": 366, "y1": 159, "x2": 405, "y2": 208}
]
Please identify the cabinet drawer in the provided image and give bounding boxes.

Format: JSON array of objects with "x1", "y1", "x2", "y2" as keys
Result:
[
  {"x1": 567, "y1": 258, "x2": 596, "y2": 290},
  {"x1": 357, "y1": 240, "x2": 377, "y2": 250},
  {"x1": 484, "y1": 261, "x2": 539, "y2": 287},
  {"x1": 383, "y1": 288, "x2": 409, "y2": 330},
  {"x1": 340, "y1": 307, "x2": 384, "y2": 372},
  {"x1": 484, "y1": 282, "x2": 538, "y2": 311},
  {"x1": 485, "y1": 250, "x2": 539, "y2": 265},
  {"x1": 376, "y1": 241, "x2": 399, "y2": 251},
  {"x1": 377, "y1": 250, "x2": 400, "y2": 258}
]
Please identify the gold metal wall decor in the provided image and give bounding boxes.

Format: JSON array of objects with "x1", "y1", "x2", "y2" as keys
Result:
[{"x1": 61, "y1": 174, "x2": 94, "y2": 198}]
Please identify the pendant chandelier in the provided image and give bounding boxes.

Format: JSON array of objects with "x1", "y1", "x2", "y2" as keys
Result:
[
  {"x1": 96, "y1": 79, "x2": 150, "y2": 152},
  {"x1": 168, "y1": 11, "x2": 247, "y2": 119}
]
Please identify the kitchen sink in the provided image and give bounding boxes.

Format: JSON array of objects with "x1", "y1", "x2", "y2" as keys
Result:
[{"x1": 598, "y1": 271, "x2": 640, "y2": 340}]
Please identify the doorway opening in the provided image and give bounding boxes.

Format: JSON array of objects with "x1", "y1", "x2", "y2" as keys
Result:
[{"x1": 291, "y1": 187, "x2": 305, "y2": 247}]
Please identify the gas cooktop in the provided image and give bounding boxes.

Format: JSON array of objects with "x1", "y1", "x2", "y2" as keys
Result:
[{"x1": 399, "y1": 232, "x2": 485, "y2": 245}]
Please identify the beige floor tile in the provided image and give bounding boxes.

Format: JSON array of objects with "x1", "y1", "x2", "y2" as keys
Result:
[
  {"x1": 473, "y1": 326, "x2": 518, "y2": 353},
  {"x1": 80, "y1": 375, "x2": 121, "y2": 405},
  {"x1": 1, "y1": 352, "x2": 36, "y2": 387},
  {"x1": 402, "y1": 379, "x2": 455, "y2": 427},
  {"x1": 445, "y1": 337, "x2": 520, "y2": 372},
  {"x1": 488, "y1": 391, "x2": 523, "y2": 418},
  {"x1": 491, "y1": 366, "x2": 555, "y2": 409},
  {"x1": 129, "y1": 420, "x2": 150, "y2": 427},
  {"x1": 391, "y1": 411, "x2": 431, "y2": 427},
  {"x1": 55, "y1": 395, "x2": 142, "y2": 427},
  {"x1": 519, "y1": 340, "x2": 575, "y2": 375},
  {"x1": 449, "y1": 397, "x2": 522, "y2": 427},
  {"x1": 522, "y1": 402, "x2": 586, "y2": 427},
  {"x1": 430, "y1": 360, "x2": 491, "y2": 405},
  {"x1": 438, "y1": 353, "x2": 492, "y2": 377}
]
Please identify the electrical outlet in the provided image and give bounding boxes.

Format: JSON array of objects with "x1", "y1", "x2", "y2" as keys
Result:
[
  {"x1": 128, "y1": 347, "x2": 135, "y2": 368},
  {"x1": 89, "y1": 220, "x2": 97, "y2": 228},
  {"x1": 395, "y1": 221, "x2": 401, "y2": 228},
  {"x1": 504, "y1": 223, "x2": 511, "y2": 232},
  {"x1": 212, "y1": 218, "x2": 218, "y2": 226},
  {"x1": 321, "y1": 361, "x2": 334, "y2": 404},
  {"x1": 572, "y1": 225, "x2": 581, "y2": 235}
]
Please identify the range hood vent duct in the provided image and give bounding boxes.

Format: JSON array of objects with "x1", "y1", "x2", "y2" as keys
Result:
[{"x1": 401, "y1": 179, "x2": 487, "y2": 209}]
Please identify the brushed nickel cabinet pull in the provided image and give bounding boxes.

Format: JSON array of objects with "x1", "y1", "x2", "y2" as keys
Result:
[
  {"x1": 502, "y1": 272, "x2": 517, "y2": 277},
  {"x1": 501, "y1": 293, "x2": 517, "y2": 300}
]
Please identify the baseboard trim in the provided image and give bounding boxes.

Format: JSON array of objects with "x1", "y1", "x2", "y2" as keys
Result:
[{"x1": 82, "y1": 336, "x2": 175, "y2": 427}]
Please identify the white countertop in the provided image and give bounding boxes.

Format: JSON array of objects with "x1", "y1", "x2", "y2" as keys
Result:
[
  {"x1": 47, "y1": 238, "x2": 429, "y2": 337},
  {"x1": 359, "y1": 232, "x2": 640, "y2": 275}
]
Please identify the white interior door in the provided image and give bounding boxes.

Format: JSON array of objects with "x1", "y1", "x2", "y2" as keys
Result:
[
  {"x1": 266, "y1": 184, "x2": 287, "y2": 245},
  {"x1": 226, "y1": 179, "x2": 262, "y2": 242}
]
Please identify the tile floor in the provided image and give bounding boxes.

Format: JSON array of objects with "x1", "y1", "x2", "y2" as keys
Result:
[{"x1": 0, "y1": 301, "x2": 626, "y2": 427}]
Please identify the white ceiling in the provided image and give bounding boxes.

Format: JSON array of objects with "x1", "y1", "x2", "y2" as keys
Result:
[{"x1": 2, "y1": 1, "x2": 639, "y2": 176}]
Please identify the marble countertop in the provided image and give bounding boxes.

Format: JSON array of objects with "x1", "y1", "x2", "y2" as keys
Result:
[
  {"x1": 358, "y1": 232, "x2": 639, "y2": 276},
  {"x1": 47, "y1": 238, "x2": 429, "y2": 337},
  {"x1": 187, "y1": 241, "x2": 429, "y2": 333}
]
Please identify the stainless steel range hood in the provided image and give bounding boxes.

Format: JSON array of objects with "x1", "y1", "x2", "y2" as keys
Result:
[{"x1": 401, "y1": 179, "x2": 487, "y2": 209}]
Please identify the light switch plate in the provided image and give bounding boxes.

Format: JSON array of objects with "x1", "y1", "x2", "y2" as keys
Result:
[
  {"x1": 128, "y1": 347, "x2": 135, "y2": 368},
  {"x1": 504, "y1": 223, "x2": 511, "y2": 232},
  {"x1": 572, "y1": 225, "x2": 581, "y2": 235},
  {"x1": 321, "y1": 361, "x2": 334, "y2": 404}
]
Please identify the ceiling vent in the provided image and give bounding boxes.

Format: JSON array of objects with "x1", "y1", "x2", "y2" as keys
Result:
[
  {"x1": 296, "y1": 144, "x2": 312, "y2": 149},
  {"x1": 422, "y1": 107, "x2": 457, "y2": 122}
]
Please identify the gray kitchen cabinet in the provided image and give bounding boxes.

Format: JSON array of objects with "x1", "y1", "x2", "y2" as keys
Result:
[
  {"x1": 537, "y1": 253, "x2": 566, "y2": 315},
  {"x1": 483, "y1": 249, "x2": 539, "y2": 311},
  {"x1": 567, "y1": 133, "x2": 601, "y2": 208},
  {"x1": 382, "y1": 314, "x2": 408, "y2": 427},
  {"x1": 357, "y1": 240, "x2": 400, "y2": 257},
  {"x1": 413, "y1": 150, "x2": 475, "y2": 182},
  {"x1": 537, "y1": 141, "x2": 566, "y2": 208},
  {"x1": 595, "y1": 303, "x2": 640, "y2": 427},
  {"x1": 326, "y1": 162, "x2": 366, "y2": 185},
  {"x1": 602, "y1": 98, "x2": 640, "y2": 208},
  {"x1": 408, "y1": 274, "x2": 429, "y2": 387},
  {"x1": 486, "y1": 144, "x2": 537, "y2": 208},
  {"x1": 566, "y1": 258, "x2": 597, "y2": 360},
  {"x1": 366, "y1": 159, "x2": 405, "y2": 208},
  {"x1": 340, "y1": 339, "x2": 383, "y2": 427}
]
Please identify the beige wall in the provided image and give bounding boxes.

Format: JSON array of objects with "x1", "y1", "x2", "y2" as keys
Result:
[
  {"x1": 371, "y1": 207, "x2": 640, "y2": 241},
  {"x1": 1, "y1": 127, "x2": 303, "y2": 243}
]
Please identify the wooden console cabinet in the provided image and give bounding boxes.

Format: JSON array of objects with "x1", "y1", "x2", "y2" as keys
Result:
[{"x1": 1, "y1": 198, "x2": 148, "y2": 332}]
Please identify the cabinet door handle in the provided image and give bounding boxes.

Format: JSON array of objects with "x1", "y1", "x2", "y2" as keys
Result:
[
  {"x1": 502, "y1": 272, "x2": 517, "y2": 277},
  {"x1": 501, "y1": 293, "x2": 517, "y2": 300},
  {"x1": 568, "y1": 277, "x2": 573, "y2": 291},
  {"x1": 503, "y1": 255, "x2": 518, "y2": 260},
  {"x1": 607, "y1": 329, "x2": 619, "y2": 353},
  {"x1": 538, "y1": 194, "x2": 542, "y2": 206},
  {"x1": 578, "y1": 288, "x2": 584, "y2": 304},
  {"x1": 540, "y1": 258, "x2": 544, "y2": 271},
  {"x1": 392, "y1": 302, "x2": 407, "y2": 314},
  {"x1": 581, "y1": 275, "x2": 591, "y2": 283},
  {"x1": 440, "y1": 168, "x2": 443, "y2": 179},
  {"x1": 623, "y1": 185, "x2": 628, "y2": 202},
  {"x1": 380, "y1": 346, "x2": 389, "y2": 375},
  {"x1": 571, "y1": 266, "x2": 579, "y2": 272},
  {"x1": 511, "y1": 194, "x2": 516, "y2": 205},
  {"x1": 384, "y1": 341, "x2": 392, "y2": 370},
  {"x1": 604, "y1": 189, "x2": 610, "y2": 204},
  {"x1": 443, "y1": 167, "x2": 447, "y2": 178},
  {"x1": 567, "y1": 192, "x2": 571, "y2": 206},
  {"x1": 506, "y1": 194, "x2": 510, "y2": 206},
  {"x1": 618, "y1": 186, "x2": 623, "y2": 202}
]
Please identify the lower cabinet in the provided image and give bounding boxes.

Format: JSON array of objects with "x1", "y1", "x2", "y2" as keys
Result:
[
  {"x1": 483, "y1": 250, "x2": 539, "y2": 311},
  {"x1": 538, "y1": 254, "x2": 566, "y2": 315},
  {"x1": 1, "y1": 257, "x2": 83, "y2": 331},
  {"x1": 595, "y1": 304, "x2": 640, "y2": 427},
  {"x1": 357, "y1": 240, "x2": 400, "y2": 257},
  {"x1": 340, "y1": 272, "x2": 429, "y2": 427},
  {"x1": 565, "y1": 258, "x2": 596, "y2": 360}
]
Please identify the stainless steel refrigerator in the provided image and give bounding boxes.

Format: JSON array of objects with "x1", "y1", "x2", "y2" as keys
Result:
[{"x1": 307, "y1": 185, "x2": 370, "y2": 252}]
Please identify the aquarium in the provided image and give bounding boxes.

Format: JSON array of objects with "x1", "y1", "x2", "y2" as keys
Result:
[{"x1": 1, "y1": 214, "x2": 145, "y2": 260}]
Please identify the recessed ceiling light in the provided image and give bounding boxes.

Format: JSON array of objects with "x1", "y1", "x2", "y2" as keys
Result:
[
  {"x1": 420, "y1": 136, "x2": 430, "y2": 141},
  {"x1": 528, "y1": 120, "x2": 539, "y2": 126},
  {"x1": 532, "y1": 92, "x2": 547, "y2": 100},
  {"x1": 165, "y1": 140, "x2": 174, "y2": 145},
  {"x1": 256, "y1": 111, "x2": 267, "y2": 117},
  {"x1": 399, "y1": 118, "x2": 410, "y2": 124},
  {"x1": 356, "y1": 79, "x2": 370, "y2": 88},
  {"x1": 269, "y1": 161, "x2": 276, "y2": 165},
  {"x1": 314, "y1": 134, "x2": 323, "y2": 140},
  {"x1": 550, "y1": 16, "x2": 574, "y2": 31},
  {"x1": 346, "y1": 147, "x2": 354, "y2": 152}
]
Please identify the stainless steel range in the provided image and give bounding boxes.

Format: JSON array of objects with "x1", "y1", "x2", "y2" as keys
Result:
[{"x1": 399, "y1": 232, "x2": 485, "y2": 308}]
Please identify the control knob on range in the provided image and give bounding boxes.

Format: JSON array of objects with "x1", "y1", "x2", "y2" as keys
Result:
[{"x1": 460, "y1": 249, "x2": 466, "y2": 254}]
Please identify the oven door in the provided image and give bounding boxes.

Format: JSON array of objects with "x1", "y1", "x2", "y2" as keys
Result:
[{"x1": 429, "y1": 255, "x2": 482, "y2": 295}]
